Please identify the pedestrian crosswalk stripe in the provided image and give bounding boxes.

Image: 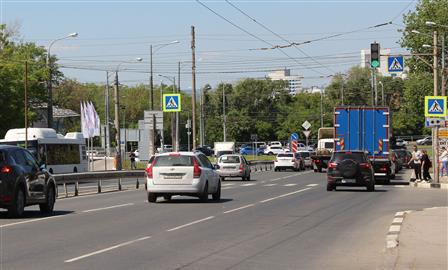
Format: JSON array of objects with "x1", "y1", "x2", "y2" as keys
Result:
[
  {"x1": 284, "y1": 183, "x2": 297, "y2": 186},
  {"x1": 241, "y1": 183, "x2": 256, "y2": 186},
  {"x1": 264, "y1": 184, "x2": 277, "y2": 187}
]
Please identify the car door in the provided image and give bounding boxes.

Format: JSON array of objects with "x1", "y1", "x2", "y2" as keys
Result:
[
  {"x1": 197, "y1": 154, "x2": 215, "y2": 191},
  {"x1": 242, "y1": 156, "x2": 250, "y2": 176},
  {"x1": 23, "y1": 150, "x2": 46, "y2": 200}
]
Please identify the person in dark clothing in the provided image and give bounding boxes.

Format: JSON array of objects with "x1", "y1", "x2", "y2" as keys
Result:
[
  {"x1": 129, "y1": 151, "x2": 136, "y2": 170},
  {"x1": 421, "y1": 149, "x2": 432, "y2": 182}
]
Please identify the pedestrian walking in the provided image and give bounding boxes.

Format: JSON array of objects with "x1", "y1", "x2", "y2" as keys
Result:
[
  {"x1": 129, "y1": 150, "x2": 137, "y2": 170},
  {"x1": 440, "y1": 147, "x2": 448, "y2": 177},
  {"x1": 421, "y1": 149, "x2": 432, "y2": 182},
  {"x1": 408, "y1": 145, "x2": 422, "y2": 182}
]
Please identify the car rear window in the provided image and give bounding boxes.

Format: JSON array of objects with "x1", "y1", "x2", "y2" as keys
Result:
[
  {"x1": 394, "y1": 151, "x2": 407, "y2": 158},
  {"x1": 331, "y1": 152, "x2": 366, "y2": 163},
  {"x1": 278, "y1": 153, "x2": 293, "y2": 157},
  {"x1": 153, "y1": 155, "x2": 194, "y2": 167},
  {"x1": 324, "y1": 142, "x2": 334, "y2": 149},
  {"x1": 220, "y1": 156, "x2": 241, "y2": 163},
  {"x1": 299, "y1": 152, "x2": 310, "y2": 158}
]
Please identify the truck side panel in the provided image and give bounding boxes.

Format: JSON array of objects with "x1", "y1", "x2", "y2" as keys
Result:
[{"x1": 334, "y1": 107, "x2": 389, "y2": 158}]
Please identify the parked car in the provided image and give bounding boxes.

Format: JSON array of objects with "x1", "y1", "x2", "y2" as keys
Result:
[
  {"x1": 268, "y1": 141, "x2": 282, "y2": 147},
  {"x1": 0, "y1": 145, "x2": 57, "y2": 217},
  {"x1": 416, "y1": 136, "x2": 432, "y2": 145},
  {"x1": 391, "y1": 152, "x2": 402, "y2": 173},
  {"x1": 396, "y1": 138, "x2": 408, "y2": 147},
  {"x1": 274, "y1": 153, "x2": 301, "y2": 171},
  {"x1": 239, "y1": 146, "x2": 257, "y2": 155},
  {"x1": 145, "y1": 152, "x2": 221, "y2": 202},
  {"x1": 195, "y1": 145, "x2": 214, "y2": 156},
  {"x1": 326, "y1": 150, "x2": 375, "y2": 192},
  {"x1": 216, "y1": 154, "x2": 251, "y2": 181},
  {"x1": 264, "y1": 145, "x2": 284, "y2": 155},
  {"x1": 393, "y1": 149, "x2": 412, "y2": 168},
  {"x1": 296, "y1": 151, "x2": 312, "y2": 168}
]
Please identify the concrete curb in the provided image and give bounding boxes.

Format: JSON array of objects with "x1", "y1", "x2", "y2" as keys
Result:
[{"x1": 386, "y1": 210, "x2": 412, "y2": 249}]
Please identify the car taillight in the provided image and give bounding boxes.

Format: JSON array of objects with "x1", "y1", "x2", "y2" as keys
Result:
[
  {"x1": 145, "y1": 159, "x2": 155, "y2": 178},
  {"x1": 328, "y1": 162, "x2": 338, "y2": 169},
  {"x1": 360, "y1": 163, "x2": 371, "y2": 169},
  {"x1": 314, "y1": 159, "x2": 320, "y2": 163},
  {"x1": 239, "y1": 163, "x2": 244, "y2": 171},
  {"x1": 1, "y1": 166, "x2": 12, "y2": 174},
  {"x1": 193, "y1": 158, "x2": 202, "y2": 178}
]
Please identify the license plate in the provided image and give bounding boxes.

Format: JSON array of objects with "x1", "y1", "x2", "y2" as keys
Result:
[
  {"x1": 341, "y1": 179, "x2": 356, "y2": 184},
  {"x1": 223, "y1": 166, "x2": 234, "y2": 169},
  {"x1": 164, "y1": 175, "x2": 182, "y2": 179}
]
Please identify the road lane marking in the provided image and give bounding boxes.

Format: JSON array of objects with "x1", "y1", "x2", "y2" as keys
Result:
[
  {"x1": 166, "y1": 216, "x2": 215, "y2": 232},
  {"x1": 65, "y1": 236, "x2": 151, "y2": 263},
  {"x1": 222, "y1": 187, "x2": 235, "y2": 190},
  {"x1": 284, "y1": 184, "x2": 297, "y2": 187},
  {"x1": 82, "y1": 203, "x2": 134, "y2": 213},
  {"x1": 264, "y1": 184, "x2": 277, "y2": 187},
  {"x1": 241, "y1": 183, "x2": 256, "y2": 187},
  {"x1": 222, "y1": 183, "x2": 235, "y2": 186},
  {"x1": 0, "y1": 214, "x2": 76, "y2": 228},
  {"x1": 223, "y1": 204, "x2": 255, "y2": 214},
  {"x1": 306, "y1": 184, "x2": 319, "y2": 187},
  {"x1": 259, "y1": 187, "x2": 312, "y2": 203}
]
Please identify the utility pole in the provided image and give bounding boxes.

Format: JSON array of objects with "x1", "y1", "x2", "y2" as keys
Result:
[
  {"x1": 320, "y1": 88, "x2": 323, "y2": 128},
  {"x1": 149, "y1": 45, "x2": 156, "y2": 156},
  {"x1": 171, "y1": 77, "x2": 176, "y2": 150},
  {"x1": 114, "y1": 71, "x2": 122, "y2": 170},
  {"x1": 24, "y1": 61, "x2": 28, "y2": 149},
  {"x1": 442, "y1": 34, "x2": 446, "y2": 96},
  {"x1": 191, "y1": 26, "x2": 197, "y2": 150},
  {"x1": 105, "y1": 71, "x2": 110, "y2": 157},
  {"x1": 200, "y1": 87, "x2": 204, "y2": 146},
  {"x1": 432, "y1": 30, "x2": 440, "y2": 184},
  {"x1": 340, "y1": 78, "x2": 344, "y2": 106},
  {"x1": 177, "y1": 61, "x2": 181, "y2": 152},
  {"x1": 223, "y1": 86, "x2": 227, "y2": 141}
]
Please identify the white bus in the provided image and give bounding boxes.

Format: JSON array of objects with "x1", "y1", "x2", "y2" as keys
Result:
[{"x1": 0, "y1": 128, "x2": 88, "y2": 174}]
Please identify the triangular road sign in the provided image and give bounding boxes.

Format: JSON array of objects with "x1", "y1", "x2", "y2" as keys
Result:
[{"x1": 429, "y1": 100, "x2": 443, "y2": 113}]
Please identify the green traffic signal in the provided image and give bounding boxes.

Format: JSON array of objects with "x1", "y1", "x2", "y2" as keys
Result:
[{"x1": 371, "y1": 60, "x2": 380, "y2": 68}]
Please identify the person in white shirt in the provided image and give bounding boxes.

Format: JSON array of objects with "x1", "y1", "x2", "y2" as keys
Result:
[
  {"x1": 408, "y1": 145, "x2": 422, "y2": 181},
  {"x1": 440, "y1": 147, "x2": 448, "y2": 177}
]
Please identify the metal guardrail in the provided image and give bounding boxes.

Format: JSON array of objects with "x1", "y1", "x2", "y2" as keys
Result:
[{"x1": 54, "y1": 161, "x2": 274, "y2": 198}]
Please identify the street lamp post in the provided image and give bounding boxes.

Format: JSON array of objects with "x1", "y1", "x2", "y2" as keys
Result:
[
  {"x1": 114, "y1": 58, "x2": 142, "y2": 170},
  {"x1": 378, "y1": 81, "x2": 384, "y2": 106},
  {"x1": 46, "y1": 32, "x2": 78, "y2": 129},
  {"x1": 426, "y1": 21, "x2": 447, "y2": 96},
  {"x1": 149, "y1": 41, "x2": 179, "y2": 156}
]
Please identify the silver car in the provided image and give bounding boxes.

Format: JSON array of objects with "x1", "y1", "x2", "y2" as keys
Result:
[
  {"x1": 216, "y1": 154, "x2": 251, "y2": 181},
  {"x1": 146, "y1": 152, "x2": 221, "y2": 202},
  {"x1": 296, "y1": 151, "x2": 312, "y2": 168}
]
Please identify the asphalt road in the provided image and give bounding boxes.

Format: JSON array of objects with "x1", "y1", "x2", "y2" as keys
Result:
[{"x1": 0, "y1": 169, "x2": 447, "y2": 270}]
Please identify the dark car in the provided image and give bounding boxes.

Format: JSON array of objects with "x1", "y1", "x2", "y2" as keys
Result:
[
  {"x1": 195, "y1": 145, "x2": 214, "y2": 156},
  {"x1": 326, "y1": 151, "x2": 375, "y2": 192},
  {"x1": 393, "y1": 149, "x2": 412, "y2": 168},
  {"x1": 0, "y1": 145, "x2": 57, "y2": 217}
]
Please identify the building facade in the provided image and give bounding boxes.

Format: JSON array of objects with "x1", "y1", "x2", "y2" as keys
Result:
[{"x1": 267, "y1": 69, "x2": 303, "y2": 95}]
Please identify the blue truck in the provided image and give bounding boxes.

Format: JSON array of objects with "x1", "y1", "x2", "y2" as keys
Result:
[{"x1": 334, "y1": 106, "x2": 395, "y2": 183}]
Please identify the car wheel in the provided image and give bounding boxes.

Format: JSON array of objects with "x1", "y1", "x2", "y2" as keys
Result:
[
  {"x1": 268, "y1": 152, "x2": 273, "y2": 156},
  {"x1": 212, "y1": 182, "x2": 221, "y2": 201},
  {"x1": 384, "y1": 177, "x2": 391, "y2": 185},
  {"x1": 247, "y1": 174, "x2": 251, "y2": 181},
  {"x1": 199, "y1": 182, "x2": 208, "y2": 202},
  {"x1": 326, "y1": 184, "x2": 334, "y2": 191},
  {"x1": 147, "y1": 192, "x2": 157, "y2": 203},
  {"x1": 8, "y1": 188, "x2": 25, "y2": 218},
  {"x1": 39, "y1": 185, "x2": 55, "y2": 214},
  {"x1": 163, "y1": 195, "x2": 172, "y2": 201}
]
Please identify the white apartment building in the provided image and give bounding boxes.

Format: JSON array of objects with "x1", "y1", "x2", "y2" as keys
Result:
[{"x1": 267, "y1": 69, "x2": 303, "y2": 95}]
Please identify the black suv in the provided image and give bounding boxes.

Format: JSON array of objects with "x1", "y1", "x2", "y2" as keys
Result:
[
  {"x1": 0, "y1": 146, "x2": 57, "y2": 217},
  {"x1": 326, "y1": 151, "x2": 375, "y2": 192}
]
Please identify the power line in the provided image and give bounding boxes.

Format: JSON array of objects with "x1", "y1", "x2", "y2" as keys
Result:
[{"x1": 225, "y1": 0, "x2": 335, "y2": 73}]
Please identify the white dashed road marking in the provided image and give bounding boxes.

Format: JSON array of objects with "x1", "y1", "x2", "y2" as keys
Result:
[
  {"x1": 65, "y1": 236, "x2": 151, "y2": 263},
  {"x1": 241, "y1": 183, "x2": 256, "y2": 187},
  {"x1": 166, "y1": 216, "x2": 215, "y2": 232},
  {"x1": 223, "y1": 204, "x2": 255, "y2": 214},
  {"x1": 259, "y1": 188, "x2": 312, "y2": 203},
  {"x1": 264, "y1": 184, "x2": 277, "y2": 187},
  {"x1": 306, "y1": 184, "x2": 319, "y2": 187},
  {"x1": 82, "y1": 203, "x2": 134, "y2": 213},
  {"x1": 284, "y1": 183, "x2": 297, "y2": 187}
]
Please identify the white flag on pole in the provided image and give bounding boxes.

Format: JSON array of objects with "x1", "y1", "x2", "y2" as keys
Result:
[{"x1": 80, "y1": 102, "x2": 89, "y2": 139}]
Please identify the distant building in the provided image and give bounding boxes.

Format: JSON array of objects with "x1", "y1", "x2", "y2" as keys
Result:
[
  {"x1": 302, "y1": 86, "x2": 324, "y2": 94},
  {"x1": 32, "y1": 103, "x2": 80, "y2": 133},
  {"x1": 267, "y1": 69, "x2": 303, "y2": 95},
  {"x1": 360, "y1": 48, "x2": 407, "y2": 79}
]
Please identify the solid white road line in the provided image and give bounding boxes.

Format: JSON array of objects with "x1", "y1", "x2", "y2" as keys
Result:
[
  {"x1": 82, "y1": 203, "x2": 134, "y2": 213},
  {"x1": 65, "y1": 236, "x2": 151, "y2": 263},
  {"x1": 259, "y1": 187, "x2": 312, "y2": 203},
  {"x1": 306, "y1": 184, "x2": 319, "y2": 187},
  {"x1": 166, "y1": 216, "x2": 215, "y2": 232},
  {"x1": 284, "y1": 183, "x2": 297, "y2": 187},
  {"x1": 223, "y1": 204, "x2": 255, "y2": 214}
]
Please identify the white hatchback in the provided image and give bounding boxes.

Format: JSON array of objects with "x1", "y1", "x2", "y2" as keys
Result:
[
  {"x1": 274, "y1": 153, "x2": 300, "y2": 171},
  {"x1": 146, "y1": 152, "x2": 221, "y2": 202}
]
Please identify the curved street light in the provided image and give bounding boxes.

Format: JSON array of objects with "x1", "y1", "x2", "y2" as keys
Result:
[{"x1": 46, "y1": 32, "x2": 78, "y2": 128}]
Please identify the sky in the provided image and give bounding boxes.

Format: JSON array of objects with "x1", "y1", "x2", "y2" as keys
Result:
[{"x1": 2, "y1": 0, "x2": 417, "y2": 91}]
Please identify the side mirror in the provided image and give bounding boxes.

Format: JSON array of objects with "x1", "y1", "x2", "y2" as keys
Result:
[{"x1": 214, "y1": 164, "x2": 220, "y2": 170}]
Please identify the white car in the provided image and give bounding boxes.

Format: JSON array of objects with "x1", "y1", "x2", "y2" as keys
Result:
[
  {"x1": 216, "y1": 154, "x2": 251, "y2": 181},
  {"x1": 274, "y1": 153, "x2": 300, "y2": 171},
  {"x1": 264, "y1": 145, "x2": 284, "y2": 155},
  {"x1": 269, "y1": 141, "x2": 282, "y2": 147},
  {"x1": 146, "y1": 152, "x2": 221, "y2": 202},
  {"x1": 396, "y1": 139, "x2": 408, "y2": 147}
]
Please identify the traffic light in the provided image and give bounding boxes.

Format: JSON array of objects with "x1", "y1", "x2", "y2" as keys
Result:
[{"x1": 370, "y1": 43, "x2": 380, "y2": 68}]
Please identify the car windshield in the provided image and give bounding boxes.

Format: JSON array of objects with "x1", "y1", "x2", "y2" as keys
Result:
[
  {"x1": 324, "y1": 142, "x2": 334, "y2": 149},
  {"x1": 219, "y1": 156, "x2": 241, "y2": 163},
  {"x1": 331, "y1": 152, "x2": 366, "y2": 163},
  {"x1": 153, "y1": 155, "x2": 194, "y2": 167},
  {"x1": 278, "y1": 153, "x2": 293, "y2": 158}
]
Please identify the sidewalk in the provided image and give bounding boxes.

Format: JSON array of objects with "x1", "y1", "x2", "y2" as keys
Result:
[{"x1": 384, "y1": 207, "x2": 448, "y2": 270}]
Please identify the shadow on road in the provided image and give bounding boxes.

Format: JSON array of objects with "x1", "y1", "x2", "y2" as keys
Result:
[
  {"x1": 0, "y1": 210, "x2": 74, "y2": 220},
  {"x1": 334, "y1": 189, "x2": 388, "y2": 193},
  {"x1": 159, "y1": 198, "x2": 233, "y2": 204}
]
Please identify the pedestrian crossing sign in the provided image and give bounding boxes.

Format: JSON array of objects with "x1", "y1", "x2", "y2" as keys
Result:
[
  {"x1": 425, "y1": 96, "x2": 447, "y2": 117},
  {"x1": 388, "y1": 56, "x2": 404, "y2": 72},
  {"x1": 163, "y1": 94, "x2": 181, "y2": 112}
]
